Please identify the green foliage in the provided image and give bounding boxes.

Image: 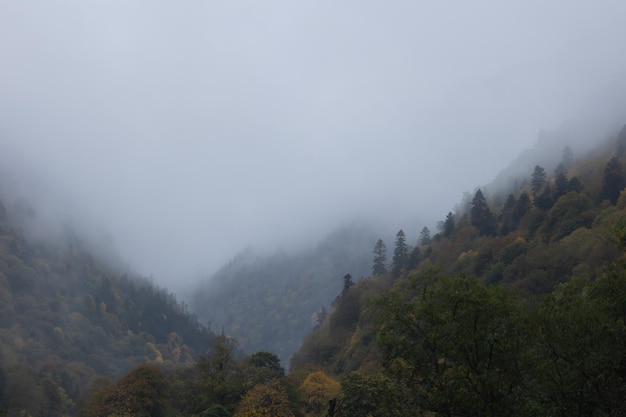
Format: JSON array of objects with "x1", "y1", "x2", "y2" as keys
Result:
[
  {"x1": 338, "y1": 372, "x2": 406, "y2": 417},
  {"x1": 376, "y1": 271, "x2": 528, "y2": 416}
]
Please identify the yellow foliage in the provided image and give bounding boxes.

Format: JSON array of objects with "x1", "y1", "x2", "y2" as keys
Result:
[
  {"x1": 300, "y1": 371, "x2": 341, "y2": 417},
  {"x1": 234, "y1": 381, "x2": 294, "y2": 417}
]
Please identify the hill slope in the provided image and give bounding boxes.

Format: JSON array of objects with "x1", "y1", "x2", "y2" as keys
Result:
[
  {"x1": 288, "y1": 123, "x2": 626, "y2": 416},
  {"x1": 189, "y1": 225, "x2": 377, "y2": 365},
  {"x1": 0, "y1": 197, "x2": 210, "y2": 416}
]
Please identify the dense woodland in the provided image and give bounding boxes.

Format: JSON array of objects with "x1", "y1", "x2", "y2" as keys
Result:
[{"x1": 3, "y1": 123, "x2": 626, "y2": 416}]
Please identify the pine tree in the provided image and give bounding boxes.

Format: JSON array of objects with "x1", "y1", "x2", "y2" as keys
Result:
[
  {"x1": 602, "y1": 156, "x2": 625, "y2": 204},
  {"x1": 392, "y1": 230, "x2": 409, "y2": 277},
  {"x1": 500, "y1": 194, "x2": 517, "y2": 236},
  {"x1": 531, "y1": 165, "x2": 547, "y2": 196},
  {"x1": 470, "y1": 189, "x2": 497, "y2": 236},
  {"x1": 512, "y1": 192, "x2": 531, "y2": 229},
  {"x1": 372, "y1": 239, "x2": 388, "y2": 276},
  {"x1": 554, "y1": 163, "x2": 569, "y2": 199},
  {"x1": 443, "y1": 212, "x2": 455, "y2": 237}
]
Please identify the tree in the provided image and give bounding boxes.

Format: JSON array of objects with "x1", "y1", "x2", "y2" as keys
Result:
[
  {"x1": 342, "y1": 274, "x2": 354, "y2": 292},
  {"x1": 191, "y1": 334, "x2": 244, "y2": 414},
  {"x1": 408, "y1": 245, "x2": 421, "y2": 270},
  {"x1": 299, "y1": 371, "x2": 341, "y2": 417},
  {"x1": 376, "y1": 272, "x2": 528, "y2": 416},
  {"x1": 419, "y1": 226, "x2": 431, "y2": 245},
  {"x1": 553, "y1": 163, "x2": 569, "y2": 199},
  {"x1": 338, "y1": 372, "x2": 406, "y2": 416},
  {"x1": 535, "y1": 183, "x2": 554, "y2": 211},
  {"x1": 531, "y1": 165, "x2": 547, "y2": 196},
  {"x1": 82, "y1": 364, "x2": 170, "y2": 417},
  {"x1": 443, "y1": 212, "x2": 455, "y2": 237},
  {"x1": 534, "y1": 267, "x2": 626, "y2": 416},
  {"x1": 568, "y1": 176, "x2": 583, "y2": 193},
  {"x1": 602, "y1": 156, "x2": 625, "y2": 204},
  {"x1": 233, "y1": 381, "x2": 294, "y2": 417},
  {"x1": 512, "y1": 192, "x2": 531, "y2": 228},
  {"x1": 371, "y1": 239, "x2": 388, "y2": 276},
  {"x1": 500, "y1": 194, "x2": 517, "y2": 236},
  {"x1": 470, "y1": 189, "x2": 497, "y2": 236},
  {"x1": 243, "y1": 351, "x2": 284, "y2": 386},
  {"x1": 391, "y1": 230, "x2": 409, "y2": 277}
]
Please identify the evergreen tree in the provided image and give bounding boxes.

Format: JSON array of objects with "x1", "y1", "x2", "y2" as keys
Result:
[
  {"x1": 342, "y1": 274, "x2": 354, "y2": 292},
  {"x1": 470, "y1": 189, "x2": 497, "y2": 236},
  {"x1": 371, "y1": 239, "x2": 388, "y2": 276},
  {"x1": 531, "y1": 165, "x2": 547, "y2": 196},
  {"x1": 602, "y1": 156, "x2": 625, "y2": 204},
  {"x1": 512, "y1": 192, "x2": 531, "y2": 229},
  {"x1": 568, "y1": 176, "x2": 583, "y2": 193},
  {"x1": 554, "y1": 163, "x2": 569, "y2": 199},
  {"x1": 408, "y1": 245, "x2": 421, "y2": 270},
  {"x1": 500, "y1": 194, "x2": 517, "y2": 236},
  {"x1": 392, "y1": 230, "x2": 409, "y2": 277},
  {"x1": 419, "y1": 226, "x2": 431, "y2": 245},
  {"x1": 443, "y1": 212, "x2": 455, "y2": 237},
  {"x1": 535, "y1": 183, "x2": 555, "y2": 210}
]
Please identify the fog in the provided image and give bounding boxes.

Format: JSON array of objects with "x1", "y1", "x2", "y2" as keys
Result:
[{"x1": 1, "y1": 1, "x2": 626, "y2": 293}]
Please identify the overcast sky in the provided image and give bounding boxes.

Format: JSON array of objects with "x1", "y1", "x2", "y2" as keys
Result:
[{"x1": 1, "y1": 1, "x2": 626, "y2": 292}]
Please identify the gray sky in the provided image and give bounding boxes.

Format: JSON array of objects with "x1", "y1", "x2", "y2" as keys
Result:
[{"x1": 1, "y1": 1, "x2": 626, "y2": 292}]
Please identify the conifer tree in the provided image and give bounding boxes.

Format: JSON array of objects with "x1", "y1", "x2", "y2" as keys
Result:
[
  {"x1": 392, "y1": 230, "x2": 409, "y2": 277},
  {"x1": 500, "y1": 194, "x2": 517, "y2": 236},
  {"x1": 535, "y1": 183, "x2": 555, "y2": 210},
  {"x1": 443, "y1": 212, "x2": 455, "y2": 237},
  {"x1": 512, "y1": 192, "x2": 531, "y2": 228},
  {"x1": 342, "y1": 274, "x2": 354, "y2": 292},
  {"x1": 602, "y1": 156, "x2": 625, "y2": 204},
  {"x1": 470, "y1": 189, "x2": 497, "y2": 236},
  {"x1": 372, "y1": 239, "x2": 388, "y2": 276},
  {"x1": 531, "y1": 165, "x2": 547, "y2": 196},
  {"x1": 554, "y1": 163, "x2": 569, "y2": 199}
]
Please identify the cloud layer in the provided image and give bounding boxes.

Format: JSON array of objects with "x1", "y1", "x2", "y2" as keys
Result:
[{"x1": 1, "y1": 1, "x2": 626, "y2": 291}]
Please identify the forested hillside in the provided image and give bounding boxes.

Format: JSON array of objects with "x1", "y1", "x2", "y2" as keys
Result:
[
  {"x1": 287, "y1": 123, "x2": 626, "y2": 416},
  {"x1": 0, "y1": 198, "x2": 210, "y2": 416},
  {"x1": 190, "y1": 225, "x2": 376, "y2": 365}
]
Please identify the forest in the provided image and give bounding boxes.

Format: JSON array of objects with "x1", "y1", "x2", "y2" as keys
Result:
[{"x1": 2, "y1": 123, "x2": 626, "y2": 416}]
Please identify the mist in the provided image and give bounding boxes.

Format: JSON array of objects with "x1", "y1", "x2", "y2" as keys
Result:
[{"x1": 1, "y1": 1, "x2": 626, "y2": 293}]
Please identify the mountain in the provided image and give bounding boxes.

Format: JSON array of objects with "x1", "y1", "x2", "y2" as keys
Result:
[
  {"x1": 286, "y1": 123, "x2": 626, "y2": 416},
  {"x1": 189, "y1": 224, "x2": 377, "y2": 366},
  {"x1": 0, "y1": 196, "x2": 210, "y2": 416}
]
